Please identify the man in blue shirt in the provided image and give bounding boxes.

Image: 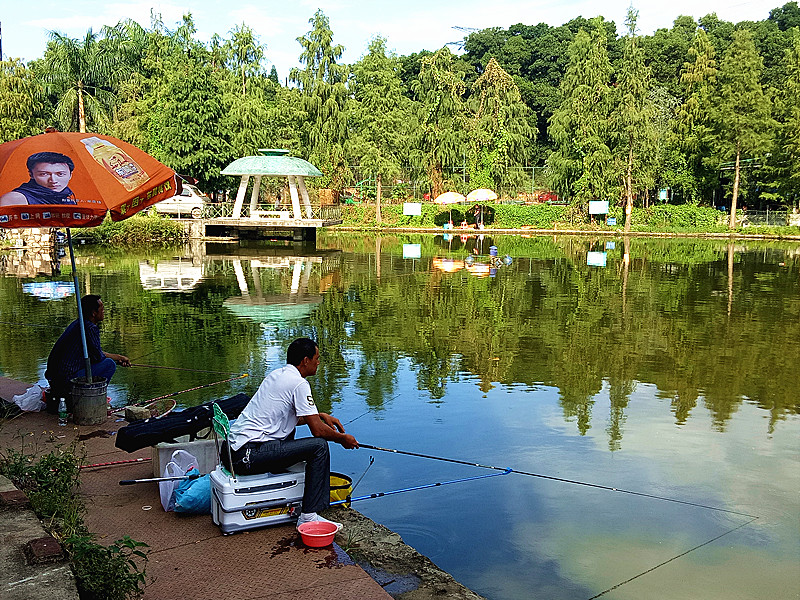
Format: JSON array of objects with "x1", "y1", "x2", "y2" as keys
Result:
[{"x1": 45, "y1": 295, "x2": 130, "y2": 404}]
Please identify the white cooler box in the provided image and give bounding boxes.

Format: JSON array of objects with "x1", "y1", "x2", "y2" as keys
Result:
[{"x1": 210, "y1": 463, "x2": 305, "y2": 534}]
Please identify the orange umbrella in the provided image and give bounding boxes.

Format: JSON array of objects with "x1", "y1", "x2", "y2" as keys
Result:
[
  {"x1": 0, "y1": 130, "x2": 179, "y2": 382},
  {"x1": 0, "y1": 130, "x2": 178, "y2": 228}
]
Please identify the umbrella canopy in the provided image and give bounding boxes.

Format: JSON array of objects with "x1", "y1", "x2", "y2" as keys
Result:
[
  {"x1": 0, "y1": 130, "x2": 178, "y2": 228},
  {"x1": 0, "y1": 130, "x2": 178, "y2": 382},
  {"x1": 466, "y1": 188, "x2": 497, "y2": 202},
  {"x1": 433, "y1": 191, "x2": 465, "y2": 205}
]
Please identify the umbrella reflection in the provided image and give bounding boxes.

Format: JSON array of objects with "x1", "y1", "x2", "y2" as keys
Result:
[
  {"x1": 22, "y1": 281, "x2": 74, "y2": 300},
  {"x1": 432, "y1": 258, "x2": 465, "y2": 273}
]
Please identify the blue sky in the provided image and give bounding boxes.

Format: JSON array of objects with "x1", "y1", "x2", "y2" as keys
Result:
[{"x1": 2, "y1": 0, "x2": 776, "y2": 79}]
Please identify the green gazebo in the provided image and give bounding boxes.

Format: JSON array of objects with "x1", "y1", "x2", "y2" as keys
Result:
[{"x1": 221, "y1": 149, "x2": 323, "y2": 220}]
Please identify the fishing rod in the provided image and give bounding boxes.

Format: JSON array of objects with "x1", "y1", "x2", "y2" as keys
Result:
[
  {"x1": 112, "y1": 373, "x2": 249, "y2": 413},
  {"x1": 119, "y1": 473, "x2": 200, "y2": 486},
  {"x1": 359, "y1": 444, "x2": 759, "y2": 519},
  {"x1": 80, "y1": 457, "x2": 151, "y2": 470},
  {"x1": 0, "y1": 321, "x2": 62, "y2": 329},
  {"x1": 130, "y1": 363, "x2": 246, "y2": 376},
  {"x1": 330, "y1": 468, "x2": 512, "y2": 506}
]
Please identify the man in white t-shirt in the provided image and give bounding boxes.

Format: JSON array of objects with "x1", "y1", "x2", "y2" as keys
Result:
[{"x1": 224, "y1": 338, "x2": 358, "y2": 529}]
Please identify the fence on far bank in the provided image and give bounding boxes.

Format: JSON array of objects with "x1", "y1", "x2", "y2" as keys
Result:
[{"x1": 740, "y1": 210, "x2": 792, "y2": 227}]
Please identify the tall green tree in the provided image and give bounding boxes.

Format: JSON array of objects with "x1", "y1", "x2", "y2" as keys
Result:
[
  {"x1": 676, "y1": 27, "x2": 718, "y2": 201},
  {"x1": 411, "y1": 47, "x2": 468, "y2": 197},
  {"x1": 290, "y1": 10, "x2": 350, "y2": 190},
  {"x1": 159, "y1": 57, "x2": 230, "y2": 192},
  {"x1": 711, "y1": 29, "x2": 774, "y2": 227},
  {"x1": 0, "y1": 59, "x2": 46, "y2": 141},
  {"x1": 42, "y1": 29, "x2": 122, "y2": 132},
  {"x1": 547, "y1": 20, "x2": 616, "y2": 211},
  {"x1": 467, "y1": 57, "x2": 535, "y2": 194},
  {"x1": 226, "y1": 23, "x2": 264, "y2": 96},
  {"x1": 771, "y1": 27, "x2": 800, "y2": 210},
  {"x1": 349, "y1": 37, "x2": 416, "y2": 222},
  {"x1": 612, "y1": 8, "x2": 657, "y2": 232}
]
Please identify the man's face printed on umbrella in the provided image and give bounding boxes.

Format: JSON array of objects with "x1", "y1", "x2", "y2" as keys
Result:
[{"x1": 30, "y1": 162, "x2": 73, "y2": 192}]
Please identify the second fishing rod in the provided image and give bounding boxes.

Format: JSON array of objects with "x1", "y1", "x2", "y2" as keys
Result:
[{"x1": 358, "y1": 443, "x2": 759, "y2": 518}]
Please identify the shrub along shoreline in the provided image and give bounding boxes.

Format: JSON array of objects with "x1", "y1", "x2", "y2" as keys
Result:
[
  {"x1": 337, "y1": 203, "x2": 800, "y2": 238},
  {"x1": 52, "y1": 203, "x2": 800, "y2": 247}
]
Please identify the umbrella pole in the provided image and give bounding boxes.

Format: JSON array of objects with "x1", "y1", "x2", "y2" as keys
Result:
[{"x1": 67, "y1": 228, "x2": 92, "y2": 383}]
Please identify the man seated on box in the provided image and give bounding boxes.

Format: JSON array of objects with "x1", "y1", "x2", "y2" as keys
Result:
[{"x1": 223, "y1": 337, "x2": 358, "y2": 530}]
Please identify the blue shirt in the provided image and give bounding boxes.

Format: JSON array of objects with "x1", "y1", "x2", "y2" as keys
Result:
[{"x1": 45, "y1": 319, "x2": 105, "y2": 385}]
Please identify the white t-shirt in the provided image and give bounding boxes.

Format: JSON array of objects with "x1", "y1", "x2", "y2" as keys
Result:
[{"x1": 228, "y1": 364, "x2": 319, "y2": 451}]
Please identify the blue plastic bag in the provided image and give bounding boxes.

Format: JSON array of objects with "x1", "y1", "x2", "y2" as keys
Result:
[{"x1": 174, "y1": 468, "x2": 211, "y2": 514}]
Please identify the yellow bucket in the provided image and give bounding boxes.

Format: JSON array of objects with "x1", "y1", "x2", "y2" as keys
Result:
[{"x1": 330, "y1": 472, "x2": 352, "y2": 507}]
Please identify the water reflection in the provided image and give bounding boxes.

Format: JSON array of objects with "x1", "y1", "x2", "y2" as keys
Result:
[
  {"x1": 139, "y1": 258, "x2": 204, "y2": 292},
  {"x1": 0, "y1": 234, "x2": 798, "y2": 600}
]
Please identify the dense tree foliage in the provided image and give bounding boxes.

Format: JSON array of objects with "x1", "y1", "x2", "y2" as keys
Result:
[
  {"x1": 548, "y1": 21, "x2": 616, "y2": 209},
  {"x1": 1, "y1": 4, "x2": 799, "y2": 214},
  {"x1": 349, "y1": 37, "x2": 417, "y2": 222}
]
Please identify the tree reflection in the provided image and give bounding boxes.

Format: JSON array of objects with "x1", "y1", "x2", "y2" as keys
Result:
[{"x1": 311, "y1": 234, "x2": 800, "y2": 445}]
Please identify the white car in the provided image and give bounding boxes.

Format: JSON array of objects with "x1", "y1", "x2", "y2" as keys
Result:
[{"x1": 153, "y1": 183, "x2": 209, "y2": 219}]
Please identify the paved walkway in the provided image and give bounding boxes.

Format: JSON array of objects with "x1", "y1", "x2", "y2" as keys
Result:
[{"x1": 0, "y1": 378, "x2": 391, "y2": 600}]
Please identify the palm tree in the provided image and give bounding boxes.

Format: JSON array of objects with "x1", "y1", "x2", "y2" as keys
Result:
[{"x1": 43, "y1": 29, "x2": 123, "y2": 132}]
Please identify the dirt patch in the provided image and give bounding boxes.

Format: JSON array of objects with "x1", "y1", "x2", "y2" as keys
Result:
[{"x1": 326, "y1": 506, "x2": 486, "y2": 600}]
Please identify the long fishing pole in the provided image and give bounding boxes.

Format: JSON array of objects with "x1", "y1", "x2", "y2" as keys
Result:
[
  {"x1": 130, "y1": 363, "x2": 246, "y2": 375},
  {"x1": 119, "y1": 473, "x2": 200, "y2": 486},
  {"x1": 80, "y1": 457, "x2": 151, "y2": 470},
  {"x1": 330, "y1": 468, "x2": 512, "y2": 506},
  {"x1": 112, "y1": 373, "x2": 249, "y2": 412},
  {"x1": 359, "y1": 444, "x2": 759, "y2": 519}
]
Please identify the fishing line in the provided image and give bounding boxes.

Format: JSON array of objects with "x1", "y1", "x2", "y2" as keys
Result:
[
  {"x1": 359, "y1": 444, "x2": 760, "y2": 519},
  {"x1": 112, "y1": 374, "x2": 249, "y2": 412},
  {"x1": 586, "y1": 516, "x2": 759, "y2": 600},
  {"x1": 344, "y1": 410, "x2": 371, "y2": 425},
  {"x1": 331, "y1": 468, "x2": 512, "y2": 506},
  {"x1": 127, "y1": 346, "x2": 165, "y2": 362},
  {"x1": 351, "y1": 456, "x2": 375, "y2": 493},
  {"x1": 0, "y1": 320, "x2": 62, "y2": 329},
  {"x1": 130, "y1": 363, "x2": 245, "y2": 376}
]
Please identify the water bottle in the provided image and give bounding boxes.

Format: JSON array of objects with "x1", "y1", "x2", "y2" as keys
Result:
[{"x1": 58, "y1": 398, "x2": 68, "y2": 426}]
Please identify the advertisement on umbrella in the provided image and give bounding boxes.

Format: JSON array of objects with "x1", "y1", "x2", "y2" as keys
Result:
[{"x1": 0, "y1": 131, "x2": 179, "y2": 228}]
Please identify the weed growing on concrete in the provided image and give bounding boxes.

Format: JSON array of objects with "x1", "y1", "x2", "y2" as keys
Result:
[{"x1": 0, "y1": 443, "x2": 149, "y2": 599}]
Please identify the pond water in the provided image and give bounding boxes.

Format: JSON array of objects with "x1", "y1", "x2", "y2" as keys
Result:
[{"x1": 1, "y1": 232, "x2": 798, "y2": 600}]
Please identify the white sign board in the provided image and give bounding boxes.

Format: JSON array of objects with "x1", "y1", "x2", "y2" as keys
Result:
[
  {"x1": 403, "y1": 202, "x2": 422, "y2": 216},
  {"x1": 588, "y1": 200, "x2": 609, "y2": 215},
  {"x1": 587, "y1": 252, "x2": 607, "y2": 267},
  {"x1": 403, "y1": 244, "x2": 421, "y2": 259}
]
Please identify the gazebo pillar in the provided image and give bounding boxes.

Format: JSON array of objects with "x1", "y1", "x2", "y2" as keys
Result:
[
  {"x1": 232, "y1": 176, "x2": 249, "y2": 218},
  {"x1": 288, "y1": 175, "x2": 302, "y2": 219},
  {"x1": 248, "y1": 176, "x2": 262, "y2": 219},
  {"x1": 297, "y1": 176, "x2": 313, "y2": 219}
]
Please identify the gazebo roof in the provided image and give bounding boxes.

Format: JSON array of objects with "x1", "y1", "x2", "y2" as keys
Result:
[{"x1": 221, "y1": 149, "x2": 322, "y2": 177}]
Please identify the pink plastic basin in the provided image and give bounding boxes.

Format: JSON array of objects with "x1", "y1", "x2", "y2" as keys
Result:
[{"x1": 298, "y1": 521, "x2": 339, "y2": 547}]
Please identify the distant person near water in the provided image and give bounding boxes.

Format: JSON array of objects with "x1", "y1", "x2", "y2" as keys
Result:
[{"x1": 45, "y1": 295, "x2": 130, "y2": 399}]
